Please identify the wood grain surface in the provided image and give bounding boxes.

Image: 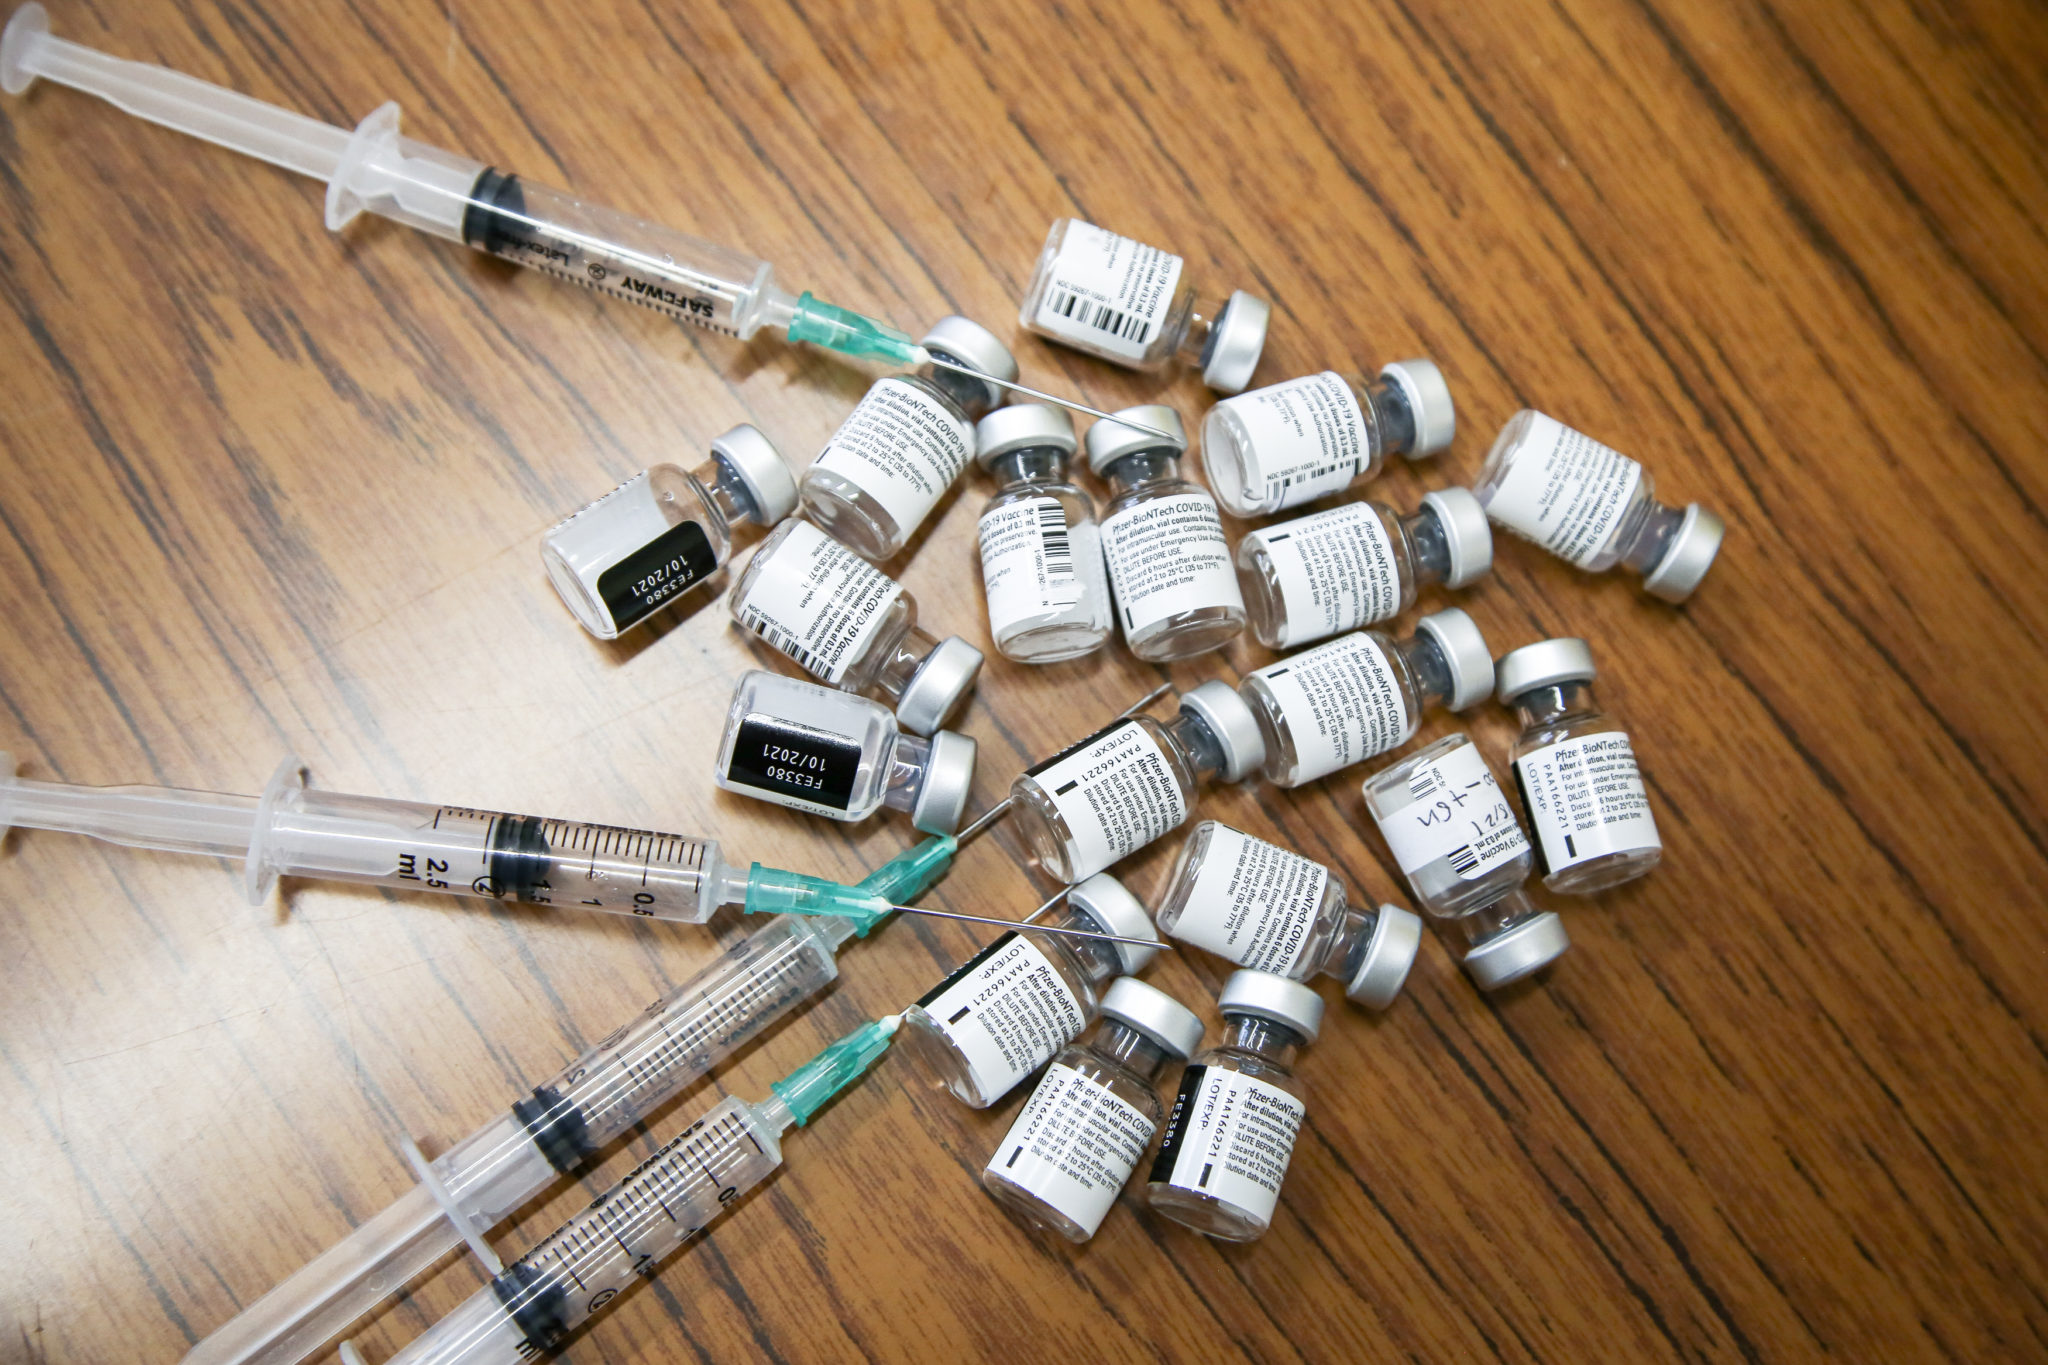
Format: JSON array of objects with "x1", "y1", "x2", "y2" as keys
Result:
[{"x1": 3, "y1": 0, "x2": 2045, "y2": 1361}]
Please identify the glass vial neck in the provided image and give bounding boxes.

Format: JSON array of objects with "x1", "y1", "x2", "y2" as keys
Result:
[
  {"x1": 1618, "y1": 499, "x2": 1687, "y2": 574},
  {"x1": 1089, "y1": 1020, "x2": 1175, "y2": 1083},
  {"x1": 1162, "y1": 710, "x2": 1226, "y2": 781},
  {"x1": 918, "y1": 355, "x2": 1001, "y2": 422},
  {"x1": 1460, "y1": 886, "x2": 1543, "y2": 949},
  {"x1": 1393, "y1": 631, "x2": 1455, "y2": 712},
  {"x1": 1318, "y1": 906, "x2": 1377, "y2": 981},
  {"x1": 988, "y1": 445, "x2": 1071, "y2": 490},
  {"x1": 1174, "y1": 290, "x2": 1230, "y2": 366},
  {"x1": 870, "y1": 622, "x2": 936, "y2": 703},
  {"x1": 1218, "y1": 1015, "x2": 1304, "y2": 1070},
  {"x1": 880, "y1": 732, "x2": 932, "y2": 816},
  {"x1": 1054, "y1": 902, "x2": 1127, "y2": 983},
  {"x1": 1103, "y1": 448, "x2": 1184, "y2": 497},
  {"x1": 692, "y1": 452, "x2": 761, "y2": 528},
  {"x1": 1400, "y1": 503, "x2": 1453, "y2": 587},
  {"x1": 1508, "y1": 679, "x2": 1602, "y2": 731},
  {"x1": 1362, "y1": 374, "x2": 1418, "y2": 455}
]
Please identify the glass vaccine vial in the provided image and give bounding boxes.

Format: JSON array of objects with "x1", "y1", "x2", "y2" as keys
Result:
[
  {"x1": 1146, "y1": 970, "x2": 1319, "y2": 1242},
  {"x1": 1237, "y1": 487, "x2": 1493, "y2": 650},
  {"x1": 542, "y1": 424, "x2": 799, "y2": 639},
  {"x1": 981, "y1": 977, "x2": 1204, "y2": 1243},
  {"x1": 973, "y1": 404, "x2": 1113, "y2": 663},
  {"x1": 899, "y1": 873, "x2": 1160, "y2": 1108},
  {"x1": 1497, "y1": 638, "x2": 1662, "y2": 894},
  {"x1": 1475, "y1": 410, "x2": 1725, "y2": 602},
  {"x1": 1239, "y1": 607, "x2": 1495, "y2": 789},
  {"x1": 1010, "y1": 680, "x2": 1265, "y2": 884},
  {"x1": 1092, "y1": 406, "x2": 1247, "y2": 661},
  {"x1": 729, "y1": 519, "x2": 984, "y2": 736},
  {"x1": 1199, "y1": 361, "x2": 1457, "y2": 519},
  {"x1": 799, "y1": 316, "x2": 1017, "y2": 560},
  {"x1": 714, "y1": 671, "x2": 976, "y2": 834},
  {"x1": 1018, "y1": 218, "x2": 1271, "y2": 393},
  {"x1": 1363, "y1": 736, "x2": 1569, "y2": 990},
  {"x1": 1153, "y1": 821, "x2": 1422, "y2": 1011}
]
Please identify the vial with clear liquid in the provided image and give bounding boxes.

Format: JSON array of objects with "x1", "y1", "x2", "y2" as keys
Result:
[
  {"x1": 1153, "y1": 820, "x2": 1421, "y2": 1010},
  {"x1": 542, "y1": 424, "x2": 799, "y2": 639},
  {"x1": 1498, "y1": 638, "x2": 1661, "y2": 894},
  {"x1": 1475, "y1": 410, "x2": 1725, "y2": 602},
  {"x1": 1146, "y1": 970, "x2": 1319, "y2": 1242},
  {"x1": 729, "y1": 518, "x2": 984, "y2": 736},
  {"x1": 713, "y1": 671, "x2": 976, "y2": 834},
  {"x1": 800, "y1": 316, "x2": 1017, "y2": 560},
  {"x1": 981, "y1": 977, "x2": 1204, "y2": 1243},
  {"x1": 974, "y1": 404, "x2": 1113, "y2": 663},
  {"x1": 1092, "y1": 405, "x2": 1247, "y2": 661},
  {"x1": 1018, "y1": 218, "x2": 1271, "y2": 393},
  {"x1": 1009, "y1": 680, "x2": 1265, "y2": 884},
  {"x1": 1239, "y1": 607, "x2": 1495, "y2": 789},
  {"x1": 1200, "y1": 361, "x2": 1457, "y2": 519},
  {"x1": 898, "y1": 873, "x2": 1160, "y2": 1108},
  {"x1": 1237, "y1": 487, "x2": 1493, "y2": 650}
]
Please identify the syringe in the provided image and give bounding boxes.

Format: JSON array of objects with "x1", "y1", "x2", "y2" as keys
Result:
[
  {"x1": 0, "y1": 5, "x2": 1172, "y2": 441},
  {"x1": 0, "y1": 750, "x2": 881, "y2": 922},
  {"x1": 338, "y1": 1016, "x2": 900, "y2": 1365}
]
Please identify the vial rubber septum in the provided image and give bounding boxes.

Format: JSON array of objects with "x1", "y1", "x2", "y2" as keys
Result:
[
  {"x1": 542, "y1": 423, "x2": 798, "y2": 640},
  {"x1": 1200, "y1": 359, "x2": 1457, "y2": 519},
  {"x1": 974, "y1": 404, "x2": 1114, "y2": 664},
  {"x1": 1018, "y1": 218, "x2": 1270, "y2": 392},
  {"x1": 1475, "y1": 409, "x2": 1725, "y2": 603}
]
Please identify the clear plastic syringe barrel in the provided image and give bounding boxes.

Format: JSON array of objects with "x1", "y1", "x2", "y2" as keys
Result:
[
  {"x1": 392, "y1": 1097, "x2": 782, "y2": 1365},
  {"x1": 456, "y1": 169, "x2": 792, "y2": 340},
  {"x1": 182, "y1": 915, "x2": 844, "y2": 1365},
  {"x1": 253, "y1": 779, "x2": 724, "y2": 922}
]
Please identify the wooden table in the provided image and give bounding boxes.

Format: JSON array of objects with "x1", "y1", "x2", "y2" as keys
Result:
[{"x1": 3, "y1": 1, "x2": 2044, "y2": 1361}]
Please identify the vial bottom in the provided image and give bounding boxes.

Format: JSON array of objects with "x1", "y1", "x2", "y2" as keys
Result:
[
  {"x1": 1144, "y1": 1183, "x2": 1270, "y2": 1243},
  {"x1": 1125, "y1": 605, "x2": 1245, "y2": 663},
  {"x1": 1012, "y1": 780, "x2": 1085, "y2": 884},
  {"x1": 798, "y1": 468, "x2": 905, "y2": 561},
  {"x1": 996, "y1": 615, "x2": 1112, "y2": 665},
  {"x1": 896, "y1": 1007, "x2": 996, "y2": 1107},
  {"x1": 981, "y1": 1170, "x2": 1096, "y2": 1244},
  {"x1": 1543, "y1": 845, "x2": 1661, "y2": 896}
]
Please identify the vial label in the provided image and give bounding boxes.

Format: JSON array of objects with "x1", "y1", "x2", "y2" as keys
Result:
[
  {"x1": 1216, "y1": 372, "x2": 1368, "y2": 512},
  {"x1": 979, "y1": 497, "x2": 1088, "y2": 632},
  {"x1": 734, "y1": 522, "x2": 904, "y2": 685},
  {"x1": 1101, "y1": 493, "x2": 1240, "y2": 638},
  {"x1": 1243, "y1": 503, "x2": 1401, "y2": 647},
  {"x1": 595, "y1": 519, "x2": 719, "y2": 632},
  {"x1": 916, "y1": 932, "x2": 1088, "y2": 1102},
  {"x1": 1170, "y1": 826, "x2": 1328, "y2": 975},
  {"x1": 1514, "y1": 732, "x2": 1662, "y2": 873},
  {"x1": 1032, "y1": 221, "x2": 1185, "y2": 363},
  {"x1": 1252, "y1": 634, "x2": 1411, "y2": 785},
  {"x1": 723, "y1": 714, "x2": 864, "y2": 814},
  {"x1": 1025, "y1": 721, "x2": 1190, "y2": 881},
  {"x1": 1485, "y1": 413, "x2": 1644, "y2": 569},
  {"x1": 1377, "y1": 744, "x2": 1530, "y2": 878},
  {"x1": 987, "y1": 1062, "x2": 1156, "y2": 1237},
  {"x1": 1150, "y1": 1065, "x2": 1304, "y2": 1226},
  {"x1": 810, "y1": 377, "x2": 974, "y2": 537}
]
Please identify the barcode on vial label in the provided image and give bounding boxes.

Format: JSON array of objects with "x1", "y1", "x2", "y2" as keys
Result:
[
  {"x1": 1044, "y1": 287, "x2": 1154, "y2": 345},
  {"x1": 738, "y1": 606, "x2": 825, "y2": 677},
  {"x1": 1037, "y1": 502, "x2": 1076, "y2": 586},
  {"x1": 1445, "y1": 843, "x2": 1479, "y2": 876},
  {"x1": 1409, "y1": 764, "x2": 1447, "y2": 803}
]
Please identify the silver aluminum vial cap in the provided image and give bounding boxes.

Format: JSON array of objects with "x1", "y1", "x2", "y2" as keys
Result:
[
  {"x1": 1201, "y1": 290, "x2": 1271, "y2": 394},
  {"x1": 1217, "y1": 969, "x2": 1324, "y2": 1045},
  {"x1": 1420, "y1": 488, "x2": 1493, "y2": 589},
  {"x1": 1418, "y1": 607, "x2": 1495, "y2": 711},
  {"x1": 1099, "y1": 977, "x2": 1205, "y2": 1059},
  {"x1": 1085, "y1": 404, "x2": 1186, "y2": 476},
  {"x1": 1179, "y1": 680, "x2": 1266, "y2": 781},
  {"x1": 1380, "y1": 358, "x2": 1456, "y2": 457},
  {"x1": 895, "y1": 636, "x2": 984, "y2": 736},
  {"x1": 710, "y1": 423, "x2": 799, "y2": 525},
  {"x1": 1346, "y1": 904, "x2": 1423, "y2": 1010},
  {"x1": 1494, "y1": 637, "x2": 1596, "y2": 706},
  {"x1": 1066, "y1": 872, "x2": 1161, "y2": 974},
  {"x1": 910, "y1": 729, "x2": 977, "y2": 835},
  {"x1": 921, "y1": 316, "x2": 1019, "y2": 412},
  {"x1": 1463, "y1": 910, "x2": 1571, "y2": 990},
  {"x1": 974, "y1": 403, "x2": 1077, "y2": 468},
  {"x1": 1641, "y1": 503, "x2": 1725, "y2": 603}
]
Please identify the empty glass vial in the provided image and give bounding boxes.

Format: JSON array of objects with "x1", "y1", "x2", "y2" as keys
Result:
[
  {"x1": 1240, "y1": 607, "x2": 1494, "y2": 789},
  {"x1": 1018, "y1": 218, "x2": 1270, "y2": 393},
  {"x1": 1092, "y1": 406, "x2": 1246, "y2": 661},
  {"x1": 799, "y1": 316, "x2": 1017, "y2": 560},
  {"x1": 1153, "y1": 821, "x2": 1421, "y2": 1011},
  {"x1": 714, "y1": 671, "x2": 976, "y2": 834},
  {"x1": 974, "y1": 404, "x2": 1113, "y2": 663},
  {"x1": 1447, "y1": 887, "x2": 1572, "y2": 991},
  {"x1": 729, "y1": 519, "x2": 983, "y2": 736},
  {"x1": 1498, "y1": 638, "x2": 1662, "y2": 894},
  {"x1": 1475, "y1": 410, "x2": 1724, "y2": 603},
  {"x1": 1237, "y1": 488, "x2": 1493, "y2": 650},
  {"x1": 1199, "y1": 361, "x2": 1457, "y2": 520},
  {"x1": 982, "y1": 977, "x2": 1204, "y2": 1243},
  {"x1": 899, "y1": 873, "x2": 1160, "y2": 1108},
  {"x1": 1362, "y1": 733, "x2": 1534, "y2": 918},
  {"x1": 542, "y1": 424, "x2": 799, "y2": 640},
  {"x1": 1010, "y1": 680, "x2": 1265, "y2": 884},
  {"x1": 1146, "y1": 970, "x2": 1319, "y2": 1242}
]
